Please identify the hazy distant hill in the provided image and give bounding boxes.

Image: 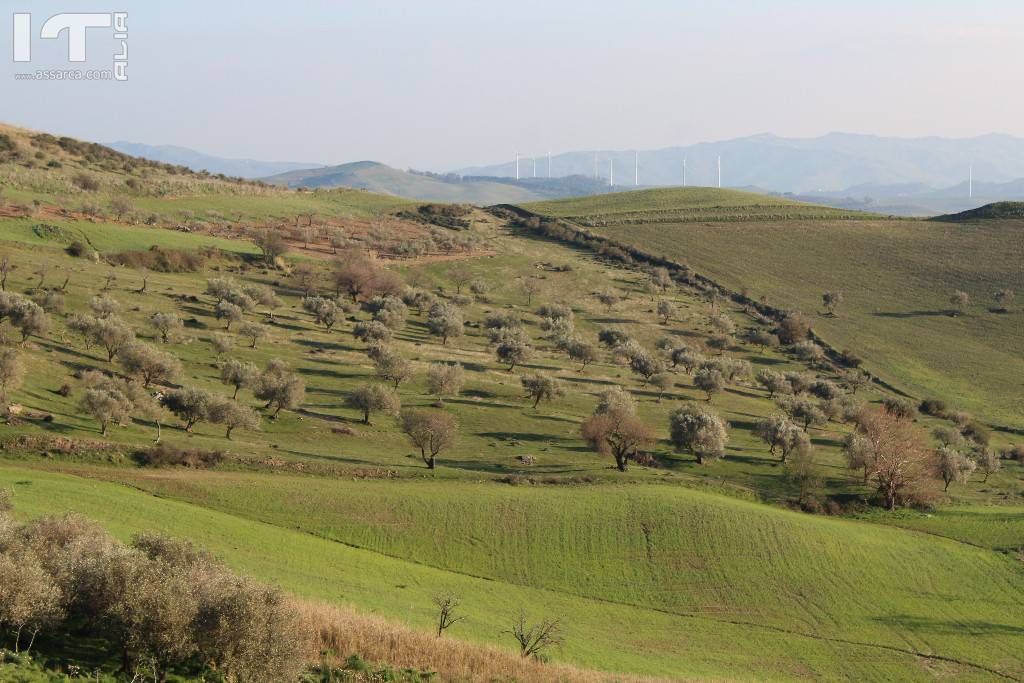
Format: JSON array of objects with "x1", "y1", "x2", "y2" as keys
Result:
[
  {"x1": 456, "y1": 132, "x2": 1024, "y2": 194},
  {"x1": 263, "y1": 161, "x2": 615, "y2": 204},
  {"x1": 107, "y1": 141, "x2": 320, "y2": 179}
]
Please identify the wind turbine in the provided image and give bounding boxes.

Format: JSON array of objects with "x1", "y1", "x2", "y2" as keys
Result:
[
  {"x1": 683, "y1": 157, "x2": 687, "y2": 187},
  {"x1": 532, "y1": 156, "x2": 537, "y2": 178},
  {"x1": 609, "y1": 159, "x2": 614, "y2": 187},
  {"x1": 515, "y1": 152, "x2": 520, "y2": 181}
]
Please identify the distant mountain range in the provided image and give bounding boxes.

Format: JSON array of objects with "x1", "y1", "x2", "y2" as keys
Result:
[
  {"x1": 262, "y1": 161, "x2": 615, "y2": 204},
  {"x1": 108, "y1": 133, "x2": 1024, "y2": 214},
  {"x1": 106, "y1": 142, "x2": 320, "y2": 179},
  {"x1": 456, "y1": 133, "x2": 1024, "y2": 193}
]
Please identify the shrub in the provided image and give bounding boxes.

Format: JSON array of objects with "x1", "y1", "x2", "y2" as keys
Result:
[{"x1": 134, "y1": 445, "x2": 225, "y2": 468}]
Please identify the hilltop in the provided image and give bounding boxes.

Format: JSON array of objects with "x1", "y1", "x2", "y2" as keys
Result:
[
  {"x1": 932, "y1": 201, "x2": 1024, "y2": 222},
  {"x1": 262, "y1": 160, "x2": 614, "y2": 204},
  {"x1": 106, "y1": 140, "x2": 321, "y2": 179}
]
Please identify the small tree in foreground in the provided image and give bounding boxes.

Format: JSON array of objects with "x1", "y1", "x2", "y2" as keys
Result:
[
  {"x1": 149, "y1": 311, "x2": 183, "y2": 344},
  {"x1": 505, "y1": 612, "x2": 564, "y2": 660},
  {"x1": 433, "y1": 593, "x2": 465, "y2": 638},
  {"x1": 400, "y1": 408, "x2": 457, "y2": 469}
]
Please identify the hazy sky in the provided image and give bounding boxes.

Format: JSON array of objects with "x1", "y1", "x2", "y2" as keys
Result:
[{"x1": 1, "y1": 1, "x2": 1022, "y2": 170}]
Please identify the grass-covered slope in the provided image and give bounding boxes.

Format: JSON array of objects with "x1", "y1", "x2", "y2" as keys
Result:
[
  {"x1": 5, "y1": 466, "x2": 1023, "y2": 681},
  {"x1": 524, "y1": 188, "x2": 1024, "y2": 430},
  {"x1": 526, "y1": 186, "x2": 875, "y2": 225},
  {"x1": 932, "y1": 201, "x2": 1024, "y2": 222}
]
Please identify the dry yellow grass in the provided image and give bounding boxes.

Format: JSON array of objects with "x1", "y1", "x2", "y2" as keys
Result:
[{"x1": 294, "y1": 599, "x2": 682, "y2": 683}]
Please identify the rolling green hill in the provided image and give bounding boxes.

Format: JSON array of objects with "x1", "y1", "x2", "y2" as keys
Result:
[
  {"x1": 1, "y1": 127, "x2": 1023, "y2": 681},
  {"x1": 5, "y1": 466, "x2": 1023, "y2": 681},
  {"x1": 524, "y1": 188, "x2": 1024, "y2": 431}
]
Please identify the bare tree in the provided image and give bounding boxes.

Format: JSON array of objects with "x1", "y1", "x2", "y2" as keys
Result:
[
  {"x1": 949, "y1": 290, "x2": 970, "y2": 316},
  {"x1": 433, "y1": 594, "x2": 465, "y2": 637},
  {"x1": 505, "y1": 612, "x2": 564, "y2": 659}
]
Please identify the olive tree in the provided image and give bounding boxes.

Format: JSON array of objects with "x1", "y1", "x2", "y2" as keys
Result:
[
  {"x1": 117, "y1": 342, "x2": 182, "y2": 387},
  {"x1": 496, "y1": 328, "x2": 533, "y2": 371},
  {"x1": 669, "y1": 403, "x2": 729, "y2": 464},
  {"x1": 521, "y1": 373, "x2": 564, "y2": 408},
  {"x1": 208, "y1": 396, "x2": 261, "y2": 439},
  {"x1": 163, "y1": 386, "x2": 214, "y2": 432},
  {"x1": 253, "y1": 359, "x2": 305, "y2": 417},
  {"x1": 426, "y1": 302, "x2": 463, "y2": 345},
  {"x1": 219, "y1": 358, "x2": 259, "y2": 399},
  {"x1": 345, "y1": 383, "x2": 400, "y2": 424},
  {"x1": 149, "y1": 312, "x2": 183, "y2": 344},
  {"x1": 426, "y1": 362, "x2": 464, "y2": 404},
  {"x1": 400, "y1": 408, "x2": 458, "y2": 469}
]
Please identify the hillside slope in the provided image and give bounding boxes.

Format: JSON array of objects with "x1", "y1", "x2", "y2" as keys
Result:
[
  {"x1": 6, "y1": 466, "x2": 1023, "y2": 681},
  {"x1": 524, "y1": 188, "x2": 1024, "y2": 430}
]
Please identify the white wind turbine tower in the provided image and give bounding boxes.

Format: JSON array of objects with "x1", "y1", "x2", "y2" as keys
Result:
[
  {"x1": 515, "y1": 152, "x2": 520, "y2": 181},
  {"x1": 609, "y1": 158, "x2": 614, "y2": 187},
  {"x1": 532, "y1": 156, "x2": 537, "y2": 178},
  {"x1": 717, "y1": 155, "x2": 722, "y2": 189},
  {"x1": 683, "y1": 157, "x2": 687, "y2": 187}
]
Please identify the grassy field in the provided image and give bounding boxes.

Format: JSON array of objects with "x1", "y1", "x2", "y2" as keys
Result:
[
  {"x1": 4, "y1": 465, "x2": 1022, "y2": 681},
  {"x1": 525, "y1": 188, "x2": 1024, "y2": 433}
]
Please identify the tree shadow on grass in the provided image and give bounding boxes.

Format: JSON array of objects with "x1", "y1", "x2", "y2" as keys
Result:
[
  {"x1": 872, "y1": 310, "x2": 949, "y2": 318},
  {"x1": 297, "y1": 365, "x2": 364, "y2": 381},
  {"x1": 294, "y1": 338, "x2": 358, "y2": 353},
  {"x1": 872, "y1": 615, "x2": 1024, "y2": 636}
]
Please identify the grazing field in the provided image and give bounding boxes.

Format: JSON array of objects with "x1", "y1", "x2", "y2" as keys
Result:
[
  {"x1": 4, "y1": 466, "x2": 1023, "y2": 682},
  {"x1": 525, "y1": 188, "x2": 1024, "y2": 432}
]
